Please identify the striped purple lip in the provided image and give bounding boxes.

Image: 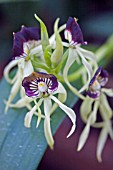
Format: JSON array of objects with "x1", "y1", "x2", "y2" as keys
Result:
[
  {"x1": 22, "y1": 72, "x2": 58, "y2": 98},
  {"x1": 64, "y1": 17, "x2": 87, "y2": 46},
  {"x1": 87, "y1": 66, "x2": 108, "y2": 98},
  {"x1": 12, "y1": 26, "x2": 40, "y2": 60}
]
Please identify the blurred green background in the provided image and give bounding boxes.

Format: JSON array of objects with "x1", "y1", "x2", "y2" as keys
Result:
[{"x1": 0, "y1": 0, "x2": 113, "y2": 78}]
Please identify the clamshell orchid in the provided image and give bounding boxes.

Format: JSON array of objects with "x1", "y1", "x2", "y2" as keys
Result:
[
  {"x1": 4, "y1": 26, "x2": 40, "y2": 112},
  {"x1": 15, "y1": 72, "x2": 76, "y2": 149},
  {"x1": 78, "y1": 66, "x2": 113, "y2": 162},
  {"x1": 63, "y1": 17, "x2": 97, "y2": 97},
  {"x1": 87, "y1": 66, "x2": 109, "y2": 98}
]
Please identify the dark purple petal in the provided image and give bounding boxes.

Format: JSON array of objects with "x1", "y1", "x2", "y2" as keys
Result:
[
  {"x1": 89, "y1": 66, "x2": 108, "y2": 87},
  {"x1": 12, "y1": 26, "x2": 40, "y2": 59},
  {"x1": 87, "y1": 66, "x2": 109, "y2": 98},
  {"x1": 22, "y1": 72, "x2": 58, "y2": 98},
  {"x1": 64, "y1": 17, "x2": 87, "y2": 45}
]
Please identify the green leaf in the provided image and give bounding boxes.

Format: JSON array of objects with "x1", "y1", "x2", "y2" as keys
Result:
[{"x1": 0, "y1": 77, "x2": 78, "y2": 169}]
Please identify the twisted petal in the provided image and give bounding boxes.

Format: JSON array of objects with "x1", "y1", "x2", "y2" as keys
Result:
[
  {"x1": 50, "y1": 95, "x2": 76, "y2": 138},
  {"x1": 44, "y1": 98, "x2": 54, "y2": 149},
  {"x1": 76, "y1": 48, "x2": 92, "y2": 93},
  {"x1": 63, "y1": 48, "x2": 85, "y2": 100},
  {"x1": 50, "y1": 82, "x2": 67, "y2": 115},
  {"x1": 12, "y1": 26, "x2": 40, "y2": 59},
  {"x1": 64, "y1": 17, "x2": 87, "y2": 45},
  {"x1": 77, "y1": 46, "x2": 96, "y2": 61},
  {"x1": 4, "y1": 60, "x2": 18, "y2": 84}
]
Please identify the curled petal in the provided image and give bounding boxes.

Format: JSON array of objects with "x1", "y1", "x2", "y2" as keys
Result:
[
  {"x1": 50, "y1": 82, "x2": 67, "y2": 115},
  {"x1": 63, "y1": 48, "x2": 85, "y2": 100},
  {"x1": 4, "y1": 60, "x2": 18, "y2": 84},
  {"x1": 44, "y1": 98, "x2": 54, "y2": 149},
  {"x1": 50, "y1": 95, "x2": 76, "y2": 138},
  {"x1": 76, "y1": 49, "x2": 92, "y2": 93},
  {"x1": 77, "y1": 46, "x2": 96, "y2": 62},
  {"x1": 5, "y1": 76, "x2": 22, "y2": 113}
]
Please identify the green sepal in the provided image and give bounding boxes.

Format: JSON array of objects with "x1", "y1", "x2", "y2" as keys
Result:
[
  {"x1": 35, "y1": 14, "x2": 52, "y2": 67},
  {"x1": 43, "y1": 45, "x2": 52, "y2": 67},
  {"x1": 51, "y1": 18, "x2": 63, "y2": 67}
]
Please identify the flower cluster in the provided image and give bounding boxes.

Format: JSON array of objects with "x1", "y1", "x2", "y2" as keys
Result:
[{"x1": 4, "y1": 14, "x2": 113, "y2": 160}]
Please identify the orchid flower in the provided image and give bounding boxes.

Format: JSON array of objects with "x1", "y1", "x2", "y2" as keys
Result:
[
  {"x1": 78, "y1": 66, "x2": 113, "y2": 162},
  {"x1": 9, "y1": 72, "x2": 76, "y2": 149},
  {"x1": 63, "y1": 17, "x2": 97, "y2": 99},
  {"x1": 4, "y1": 26, "x2": 41, "y2": 112}
]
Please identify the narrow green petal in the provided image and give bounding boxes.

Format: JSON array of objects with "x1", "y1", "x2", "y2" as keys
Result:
[
  {"x1": 44, "y1": 98, "x2": 54, "y2": 149},
  {"x1": 96, "y1": 127, "x2": 108, "y2": 162},
  {"x1": 34, "y1": 14, "x2": 50, "y2": 51},
  {"x1": 50, "y1": 95, "x2": 76, "y2": 138},
  {"x1": 51, "y1": 18, "x2": 63, "y2": 66},
  {"x1": 34, "y1": 14, "x2": 52, "y2": 67}
]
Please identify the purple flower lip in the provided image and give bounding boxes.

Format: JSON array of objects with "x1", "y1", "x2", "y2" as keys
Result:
[
  {"x1": 12, "y1": 26, "x2": 40, "y2": 60},
  {"x1": 87, "y1": 66, "x2": 109, "y2": 98},
  {"x1": 22, "y1": 72, "x2": 58, "y2": 98},
  {"x1": 64, "y1": 17, "x2": 87, "y2": 46}
]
